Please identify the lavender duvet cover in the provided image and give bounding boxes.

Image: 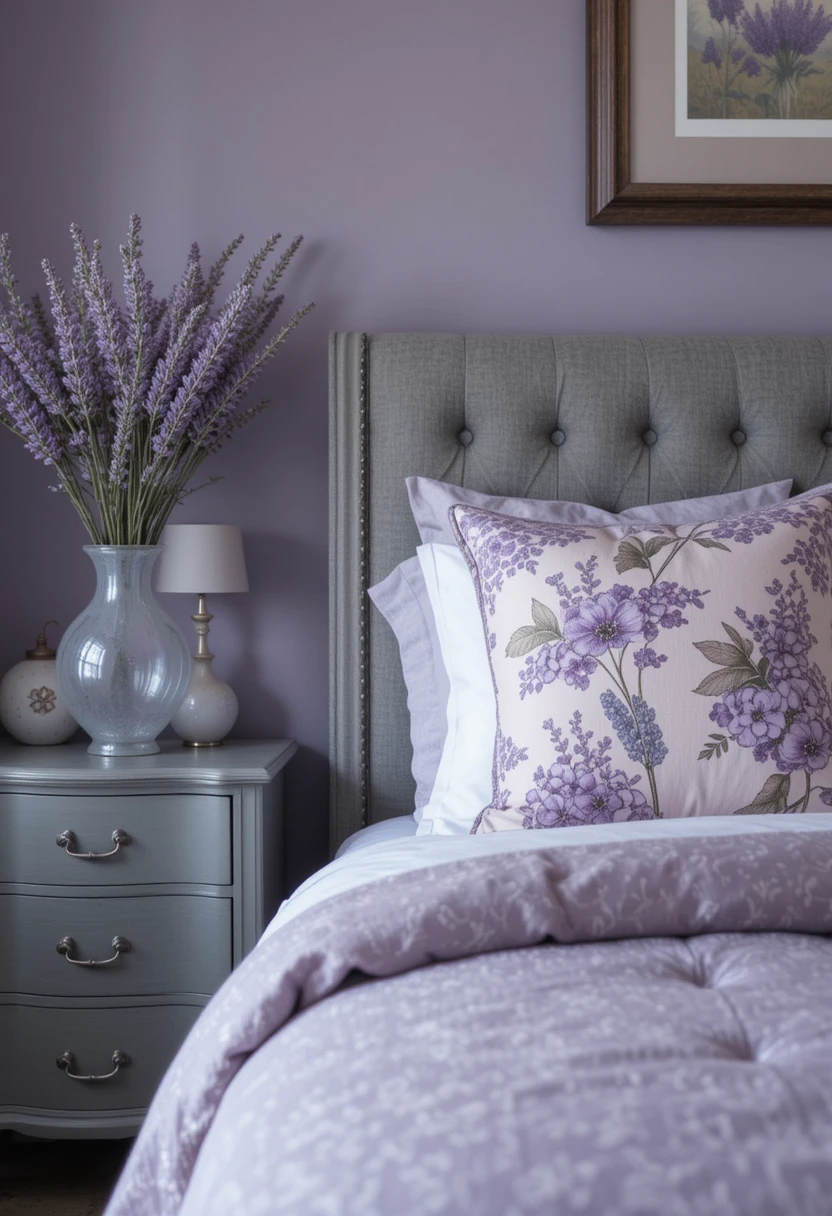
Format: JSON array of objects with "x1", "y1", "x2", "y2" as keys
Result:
[{"x1": 107, "y1": 824, "x2": 832, "y2": 1216}]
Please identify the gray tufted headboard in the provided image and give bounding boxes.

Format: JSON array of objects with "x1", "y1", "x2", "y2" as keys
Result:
[{"x1": 329, "y1": 332, "x2": 832, "y2": 853}]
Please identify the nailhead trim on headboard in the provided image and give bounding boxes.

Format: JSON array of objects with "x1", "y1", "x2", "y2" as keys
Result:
[{"x1": 357, "y1": 332, "x2": 369, "y2": 829}]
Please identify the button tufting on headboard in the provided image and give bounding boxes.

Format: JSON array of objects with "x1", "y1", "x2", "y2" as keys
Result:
[
  {"x1": 732, "y1": 429, "x2": 747, "y2": 447},
  {"x1": 823, "y1": 431, "x2": 832, "y2": 447},
  {"x1": 643, "y1": 428, "x2": 657, "y2": 447},
  {"x1": 550, "y1": 429, "x2": 566, "y2": 447},
  {"x1": 458, "y1": 428, "x2": 473, "y2": 447}
]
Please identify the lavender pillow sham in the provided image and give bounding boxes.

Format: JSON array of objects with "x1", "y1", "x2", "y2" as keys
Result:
[
  {"x1": 451, "y1": 486, "x2": 832, "y2": 832},
  {"x1": 368, "y1": 557, "x2": 450, "y2": 815},
  {"x1": 407, "y1": 476, "x2": 794, "y2": 547},
  {"x1": 370, "y1": 479, "x2": 794, "y2": 818}
]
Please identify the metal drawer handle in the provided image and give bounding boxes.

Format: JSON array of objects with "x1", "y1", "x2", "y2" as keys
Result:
[
  {"x1": 56, "y1": 1050, "x2": 131, "y2": 1082},
  {"x1": 56, "y1": 828, "x2": 130, "y2": 859},
  {"x1": 56, "y1": 935, "x2": 131, "y2": 967}
]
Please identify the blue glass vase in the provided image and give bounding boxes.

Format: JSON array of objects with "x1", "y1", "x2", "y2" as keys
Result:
[{"x1": 56, "y1": 546, "x2": 192, "y2": 756}]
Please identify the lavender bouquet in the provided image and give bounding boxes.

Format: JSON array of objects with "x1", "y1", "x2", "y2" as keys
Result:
[{"x1": 0, "y1": 216, "x2": 312, "y2": 544}]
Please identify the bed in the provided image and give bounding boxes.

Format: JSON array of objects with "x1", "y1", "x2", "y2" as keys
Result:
[{"x1": 107, "y1": 334, "x2": 832, "y2": 1215}]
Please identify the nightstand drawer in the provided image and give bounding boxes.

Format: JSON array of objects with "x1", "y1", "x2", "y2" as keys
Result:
[
  {"x1": 0, "y1": 1003, "x2": 202, "y2": 1113},
  {"x1": 0, "y1": 894, "x2": 232, "y2": 997},
  {"x1": 0, "y1": 792, "x2": 231, "y2": 885}
]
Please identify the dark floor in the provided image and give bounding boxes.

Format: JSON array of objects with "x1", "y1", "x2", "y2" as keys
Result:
[{"x1": 0, "y1": 1133, "x2": 131, "y2": 1215}]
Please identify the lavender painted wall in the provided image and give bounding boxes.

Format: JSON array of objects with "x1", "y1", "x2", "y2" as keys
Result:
[{"x1": 0, "y1": 0, "x2": 830, "y2": 888}]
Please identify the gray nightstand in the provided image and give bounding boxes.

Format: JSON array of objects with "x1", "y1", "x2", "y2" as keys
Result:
[{"x1": 0, "y1": 737, "x2": 297, "y2": 1139}]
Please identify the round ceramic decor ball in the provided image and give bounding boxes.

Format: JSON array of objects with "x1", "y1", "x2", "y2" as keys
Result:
[{"x1": 0, "y1": 628, "x2": 78, "y2": 745}]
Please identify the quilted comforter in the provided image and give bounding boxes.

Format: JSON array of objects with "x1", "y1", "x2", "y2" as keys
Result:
[{"x1": 106, "y1": 824, "x2": 832, "y2": 1216}]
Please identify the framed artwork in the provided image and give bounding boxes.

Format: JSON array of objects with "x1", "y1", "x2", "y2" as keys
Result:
[{"x1": 587, "y1": 0, "x2": 832, "y2": 224}]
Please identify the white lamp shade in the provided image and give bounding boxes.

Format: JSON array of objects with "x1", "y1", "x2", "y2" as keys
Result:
[{"x1": 156, "y1": 524, "x2": 249, "y2": 594}]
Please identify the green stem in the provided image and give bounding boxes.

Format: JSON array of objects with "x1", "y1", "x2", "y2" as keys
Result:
[
  {"x1": 781, "y1": 773, "x2": 815, "y2": 815},
  {"x1": 593, "y1": 653, "x2": 628, "y2": 701},
  {"x1": 650, "y1": 525, "x2": 705, "y2": 585}
]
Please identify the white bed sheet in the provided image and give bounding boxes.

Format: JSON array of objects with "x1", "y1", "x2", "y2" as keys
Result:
[
  {"x1": 335, "y1": 815, "x2": 418, "y2": 858},
  {"x1": 262, "y1": 813, "x2": 832, "y2": 942}
]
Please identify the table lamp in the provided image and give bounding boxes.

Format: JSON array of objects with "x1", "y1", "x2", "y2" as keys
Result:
[{"x1": 156, "y1": 524, "x2": 249, "y2": 746}]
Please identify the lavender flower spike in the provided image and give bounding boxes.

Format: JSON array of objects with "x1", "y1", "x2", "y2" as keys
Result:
[
  {"x1": 149, "y1": 281, "x2": 253, "y2": 466},
  {"x1": 0, "y1": 355, "x2": 64, "y2": 466},
  {"x1": 41, "y1": 259, "x2": 99, "y2": 424},
  {"x1": 0, "y1": 219, "x2": 312, "y2": 545}
]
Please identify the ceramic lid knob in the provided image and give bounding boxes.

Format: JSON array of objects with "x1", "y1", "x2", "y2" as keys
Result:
[{"x1": 26, "y1": 620, "x2": 58, "y2": 659}]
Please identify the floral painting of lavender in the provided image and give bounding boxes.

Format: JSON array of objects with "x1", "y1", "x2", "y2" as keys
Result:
[{"x1": 682, "y1": 0, "x2": 832, "y2": 128}]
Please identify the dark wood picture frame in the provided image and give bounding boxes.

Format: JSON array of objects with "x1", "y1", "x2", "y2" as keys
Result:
[{"x1": 587, "y1": 0, "x2": 832, "y2": 225}]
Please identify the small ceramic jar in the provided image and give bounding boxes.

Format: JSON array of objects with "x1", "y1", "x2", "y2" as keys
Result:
[{"x1": 0, "y1": 622, "x2": 78, "y2": 745}]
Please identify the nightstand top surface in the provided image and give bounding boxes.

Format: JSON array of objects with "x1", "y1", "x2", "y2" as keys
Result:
[{"x1": 0, "y1": 737, "x2": 297, "y2": 787}]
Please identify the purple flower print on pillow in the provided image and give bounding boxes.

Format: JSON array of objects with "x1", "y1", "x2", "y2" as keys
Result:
[
  {"x1": 519, "y1": 642, "x2": 598, "y2": 698},
  {"x1": 519, "y1": 713, "x2": 651, "y2": 830},
  {"x1": 633, "y1": 581, "x2": 706, "y2": 644},
  {"x1": 506, "y1": 530, "x2": 712, "y2": 819},
  {"x1": 695, "y1": 565, "x2": 832, "y2": 812},
  {"x1": 563, "y1": 594, "x2": 645, "y2": 657},
  {"x1": 722, "y1": 687, "x2": 786, "y2": 749},
  {"x1": 709, "y1": 493, "x2": 832, "y2": 596},
  {"x1": 633, "y1": 647, "x2": 667, "y2": 671},
  {"x1": 452, "y1": 509, "x2": 595, "y2": 617},
  {"x1": 760, "y1": 619, "x2": 809, "y2": 673},
  {"x1": 570, "y1": 773, "x2": 626, "y2": 823},
  {"x1": 600, "y1": 691, "x2": 669, "y2": 770},
  {"x1": 778, "y1": 719, "x2": 832, "y2": 772},
  {"x1": 773, "y1": 675, "x2": 820, "y2": 715},
  {"x1": 490, "y1": 730, "x2": 529, "y2": 812}
]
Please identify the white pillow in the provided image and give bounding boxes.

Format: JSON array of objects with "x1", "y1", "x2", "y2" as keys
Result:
[{"x1": 416, "y1": 543, "x2": 494, "y2": 835}]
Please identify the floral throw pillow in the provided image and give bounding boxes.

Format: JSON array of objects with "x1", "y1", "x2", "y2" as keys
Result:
[{"x1": 451, "y1": 487, "x2": 832, "y2": 832}]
